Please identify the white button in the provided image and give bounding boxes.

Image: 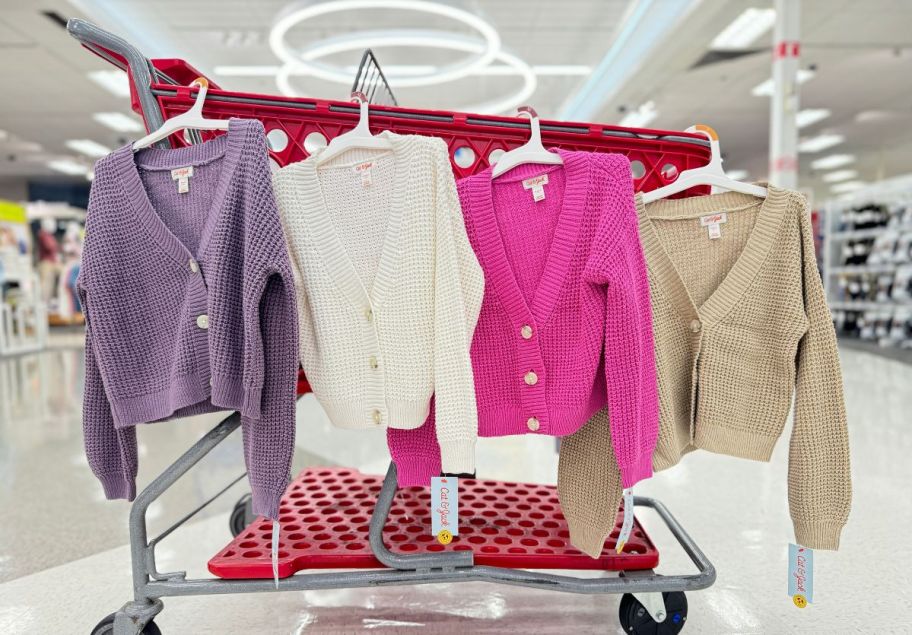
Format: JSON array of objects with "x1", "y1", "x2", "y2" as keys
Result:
[
  {"x1": 527, "y1": 416, "x2": 540, "y2": 431},
  {"x1": 690, "y1": 319, "x2": 702, "y2": 333},
  {"x1": 188, "y1": 258, "x2": 199, "y2": 273},
  {"x1": 365, "y1": 308, "x2": 373, "y2": 322},
  {"x1": 369, "y1": 356, "x2": 378, "y2": 370},
  {"x1": 520, "y1": 325, "x2": 533, "y2": 339},
  {"x1": 196, "y1": 314, "x2": 209, "y2": 329},
  {"x1": 524, "y1": 371, "x2": 538, "y2": 386},
  {"x1": 372, "y1": 409, "x2": 382, "y2": 425},
  {"x1": 209, "y1": 377, "x2": 213, "y2": 387}
]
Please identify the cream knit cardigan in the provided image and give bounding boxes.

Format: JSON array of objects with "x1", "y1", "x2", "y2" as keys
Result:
[
  {"x1": 559, "y1": 186, "x2": 851, "y2": 555},
  {"x1": 273, "y1": 133, "x2": 484, "y2": 474}
]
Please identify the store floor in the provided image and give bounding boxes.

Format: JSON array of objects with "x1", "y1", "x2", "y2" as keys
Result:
[{"x1": 1, "y1": 339, "x2": 909, "y2": 634}]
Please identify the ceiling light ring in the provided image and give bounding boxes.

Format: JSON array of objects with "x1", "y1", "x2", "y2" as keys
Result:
[
  {"x1": 276, "y1": 34, "x2": 536, "y2": 115},
  {"x1": 269, "y1": 0, "x2": 501, "y2": 87}
]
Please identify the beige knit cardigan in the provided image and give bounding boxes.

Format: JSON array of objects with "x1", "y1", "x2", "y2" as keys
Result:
[{"x1": 558, "y1": 186, "x2": 851, "y2": 556}]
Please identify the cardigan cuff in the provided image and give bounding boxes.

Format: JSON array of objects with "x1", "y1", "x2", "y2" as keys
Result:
[
  {"x1": 251, "y1": 484, "x2": 288, "y2": 521},
  {"x1": 98, "y1": 472, "x2": 136, "y2": 501},
  {"x1": 793, "y1": 519, "x2": 845, "y2": 551},
  {"x1": 619, "y1": 451, "x2": 654, "y2": 489},
  {"x1": 241, "y1": 384, "x2": 263, "y2": 420},
  {"x1": 394, "y1": 454, "x2": 441, "y2": 488},
  {"x1": 440, "y1": 439, "x2": 476, "y2": 477}
]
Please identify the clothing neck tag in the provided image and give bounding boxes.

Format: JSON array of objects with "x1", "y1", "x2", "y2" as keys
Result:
[
  {"x1": 431, "y1": 476, "x2": 458, "y2": 544},
  {"x1": 171, "y1": 166, "x2": 194, "y2": 194},
  {"x1": 615, "y1": 488, "x2": 635, "y2": 553},
  {"x1": 788, "y1": 543, "x2": 813, "y2": 607},
  {"x1": 699, "y1": 212, "x2": 727, "y2": 239},
  {"x1": 522, "y1": 174, "x2": 548, "y2": 202},
  {"x1": 353, "y1": 161, "x2": 373, "y2": 188}
]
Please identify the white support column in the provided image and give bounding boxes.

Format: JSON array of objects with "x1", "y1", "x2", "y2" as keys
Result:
[{"x1": 769, "y1": 0, "x2": 801, "y2": 188}]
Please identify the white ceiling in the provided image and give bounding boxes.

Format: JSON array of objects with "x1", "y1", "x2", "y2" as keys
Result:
[{"x1": 0, "y1": 0, "x2": 910, "y2": 204}]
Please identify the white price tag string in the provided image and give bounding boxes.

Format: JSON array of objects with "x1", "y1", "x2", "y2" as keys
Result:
[{"x1": 272, "y1": 519, "x2": 280, "y2": 589}]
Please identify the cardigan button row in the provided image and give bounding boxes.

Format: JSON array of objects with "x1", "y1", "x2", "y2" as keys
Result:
[
  {"x1": 196, "y1": 314, "x2": 209, "y2": 330},
  {"x1": 188, "y1": 258, "x2": 199, "y2": 274},
  {"x1": 690, "y1": 319, "x2": 702, "y2": 333},
  {"x1": 526, "y1": 416, "x2": 540, "y2": 431},
  {"x1": 369, "y1": 355, "x2": 379, "y2": 370},
  {"x1": 524, "y1": 370, "x2": 538, "y2": 386},
  {"x1": 372, "y1": 409, "x2": 382, "y2": 425},
  {"x1": 520, "y1": 325, "x2": 533, "y2": 340}
]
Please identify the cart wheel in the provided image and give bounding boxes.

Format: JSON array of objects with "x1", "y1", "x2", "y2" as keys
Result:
[
  {"x1": 229, "y1": 493, "x2": 253, "y2": 537},
  {"x1": 90, "y1": 612, "x2": 162, "y2": 635},
  {"x1": 618, "y1": 592, "x2": 687, "y2": 634}
]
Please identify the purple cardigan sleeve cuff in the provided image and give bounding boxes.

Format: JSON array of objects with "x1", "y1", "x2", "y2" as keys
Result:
[
  {"x1": 98, "y1": 472, "x2": 136, "y2": 501},
  {"x1": 251, "y1": 484, "x2": 288, "y2": 520}
]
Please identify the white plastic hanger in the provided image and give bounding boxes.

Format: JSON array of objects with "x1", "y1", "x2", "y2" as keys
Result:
[
  {"x1": 641, "y1": 124, "x2": 767, "y2": 204},
  {"x1": 314, "y1": 91, "x2": 392, "y2": 166},
  {"x1": 491, "y1": 106, "x2": 563, "y2": 178},
  {"x1": 132, "y1": 77, "x2": 229, "y2": 152}
]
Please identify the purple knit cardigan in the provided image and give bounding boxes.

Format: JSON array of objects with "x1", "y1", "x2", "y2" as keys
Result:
[{"x1": 78, "y1": 119, "x2": 298, "y2": 519}]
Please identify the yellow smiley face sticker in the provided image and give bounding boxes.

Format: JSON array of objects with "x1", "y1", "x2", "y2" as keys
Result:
[
  {"x1": 792, "y1": 594, "x2": 807, "y2": 609},
  {"x1": 436, "y1": 529, "x2": 453, "y2": 545}
]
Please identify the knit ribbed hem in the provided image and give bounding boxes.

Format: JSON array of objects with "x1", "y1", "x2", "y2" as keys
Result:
[
  {"x1": 478, "y1": 402, "x2": 600, "y2": 437},
  {"x1": 251, "y1": 484, "x2": 288, "y2": 521},
  {"x1": 98, "y1": 472, "x2": 136, "y2": 501},
  {"x1": 619, "y1": 451, "x2": 654, "y2": 489},
  {"x1": 440, "y1": 439, "x2": 475, "y2": 475},
  {"x1": 567, "y1": 523, "x2": 612, "y2": 559},
  {"x1": 319, "y1": 397, "x2": 431, "y2": 430},
  {"x1": 793, "y1": 520, "x2": 844, "y2": 551},
  {"x1": 109, "y1": 374, "x2": 248, "y2": 428},
  {"x1": 394, "y1": 454, "x2": 441, "y2": 487},
  {"x1": 695, "y1": 424, "x2": 777, "y2": 462}
]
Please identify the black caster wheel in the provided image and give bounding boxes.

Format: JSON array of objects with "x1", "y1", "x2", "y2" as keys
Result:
[
  {"x1": 229, "y1": 493, "x2": 253, "y2": 537},
  {"x1": 91, "y1": 612, "x2": 162, "y2": 635},
  {"x1": 618, "y1": 592, "x2": 687, "y2": 634}
]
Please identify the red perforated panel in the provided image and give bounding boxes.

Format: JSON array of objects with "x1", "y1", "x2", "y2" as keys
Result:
[{"x1": 209, "y1": 467, "x2": 658, "y2": 579}]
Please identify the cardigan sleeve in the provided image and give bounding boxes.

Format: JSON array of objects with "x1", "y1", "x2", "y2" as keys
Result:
[
  {"x1": 789, "y1": 203, "x2": 852, "y2": 550},
  {"x1": 584, "y1": 159, "x2": 658, "y2": 489},
  {"x1": 78, "y1": 285, "x2": 138, "y2": 502},
  {"x1": 239, "y1": 130, "x2": 300, "y2": 520},
  {"x1": 432, "y1": 142, "x2": 484, "y2": 475}
]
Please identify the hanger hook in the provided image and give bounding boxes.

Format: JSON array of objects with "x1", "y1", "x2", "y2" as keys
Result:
[{"x1": 188, "y1": 77, "x2": 209, "y2": 114}]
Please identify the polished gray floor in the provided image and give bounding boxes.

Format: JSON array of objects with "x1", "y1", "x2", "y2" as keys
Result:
[{"x1": 0, "y1": 336, "x2": 910, "y2": 633}]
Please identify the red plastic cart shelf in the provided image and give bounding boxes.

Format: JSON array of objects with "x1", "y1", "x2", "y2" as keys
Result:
[{"x1": 209, "y1": 467, "x2": 658, "y2": 579}]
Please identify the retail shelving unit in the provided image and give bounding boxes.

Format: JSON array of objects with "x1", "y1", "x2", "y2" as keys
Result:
[
  {"x1": 821, "y1": 175, "x2": 912, "y2": 351},
  {"x1": 68, "y1": 18, "x2": 717, "y2": 635}
]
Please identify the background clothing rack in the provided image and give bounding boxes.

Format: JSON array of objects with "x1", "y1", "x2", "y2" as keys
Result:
[{"x1": 67, "y1": 18, "x2": 715, "y2": 635}]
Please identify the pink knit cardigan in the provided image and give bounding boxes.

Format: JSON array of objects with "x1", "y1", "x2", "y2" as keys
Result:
[{"x1": 387, "y1": 150, "x2": 658, "y2": 489}]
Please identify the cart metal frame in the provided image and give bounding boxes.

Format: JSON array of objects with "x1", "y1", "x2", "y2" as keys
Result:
[{"x1": 67, "y1": 19, "x2": 716, "y2": 635}]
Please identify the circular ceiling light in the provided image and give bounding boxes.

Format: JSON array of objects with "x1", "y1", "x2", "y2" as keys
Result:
[
  {"x1": 270, "y1": 0, "x2": 501, "y2": 87},
  {"x1": 277, "y1": 36, "x2": 535, "y2": 114}
]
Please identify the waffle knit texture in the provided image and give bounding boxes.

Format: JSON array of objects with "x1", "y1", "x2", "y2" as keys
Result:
[
  {"x1": 387, "y1": 150, "x2": 658, "y2": 489},
  {"x1": 78, "y1": 119, "x2": 299, "y2": 520},
  {"x1": 558, "y1": 186, "x2": 851, "y2": 556},
  {"x1": 273, "y1": 133, "x2": 484, "y2": 474}
]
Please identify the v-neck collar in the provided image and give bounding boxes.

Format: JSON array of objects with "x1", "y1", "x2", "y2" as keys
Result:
[
  {"x1": 468, "y1": 149, "x2": 590, "y2": 327},
  {"x1": 288, "y1": 131, "x2": 415, "y2": 311},
  {"x1": 635, "y1": 185, "x2": 789, "y2": 326},
  {"x1": 115, "y1": 118, "x2": 247, "y2": 268}
]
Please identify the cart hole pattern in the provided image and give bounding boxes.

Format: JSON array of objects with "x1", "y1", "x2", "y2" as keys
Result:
[{"x1": 209, "y1": 467, "x2": 659, "y2": 579}]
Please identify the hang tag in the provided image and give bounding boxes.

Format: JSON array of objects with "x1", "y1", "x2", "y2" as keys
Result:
[
  {"x1": 170, "y1": 166, "x2": 193, "y2": 194},
  {"x1": 699, "y1": 212, "x2": 727, "y2": 239},
  {"x1": 271, "y1": 519, "x2": 280, "y2": 589},
  {"x1": 431, "y1": 476, "x2": 458, "y2": 543},
  {"x1": 788, "y1": 543, "x2": 813, "y2": 607},
  {"x1": 522, "y1": 174, "x2": 548, "y2": 202},
  {"x1": 353, "y1": 161, "x2": 373, "y2": 188},
  {"x1": 615, "y1": 488, "x2": 634, "y2": 554}
]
